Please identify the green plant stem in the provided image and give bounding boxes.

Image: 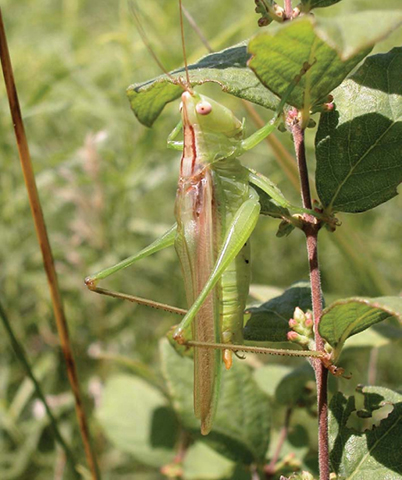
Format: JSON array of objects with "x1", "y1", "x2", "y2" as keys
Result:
[
  {"x1": 0, "y1": 9, "x2": 100, "y2": 479},
  {"x1": 0, "y1": 300, "x2": 80, "y2": 478},
  {"x1": 292, "y1": 122, "x2": 329, "y2": 480}
]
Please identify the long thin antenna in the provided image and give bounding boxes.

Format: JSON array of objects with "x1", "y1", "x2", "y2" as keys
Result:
[
  {"x1": 0, "y1": 8, "x2": 101, "y2": 480},
  {"x1": 129, "y1": 1, "x2": 179, "y2": 85},
  {"x1": 181, "y1": 5, "x2": 213, "y2": 53},
  {"x1": 179, "y1": 0, "x2": 191, "y2": 87}
]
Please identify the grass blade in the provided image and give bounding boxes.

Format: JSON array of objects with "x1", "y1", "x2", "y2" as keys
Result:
[{"x1": 0, "y1": 299, "x2": 80, "y2": 478}]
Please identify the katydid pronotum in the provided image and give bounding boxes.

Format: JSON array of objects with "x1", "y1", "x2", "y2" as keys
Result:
[{"x1": 85, "y1": 2, "x2": 328, "y2": 435}]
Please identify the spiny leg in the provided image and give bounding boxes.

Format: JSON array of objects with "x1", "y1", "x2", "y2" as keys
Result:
[{"x1": 84, "y1": 224, "x2": 185, "y2": 314}]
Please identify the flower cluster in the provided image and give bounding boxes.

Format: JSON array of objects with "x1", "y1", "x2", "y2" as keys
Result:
[{"x1": 287, "y1": 307, "x2": 315, "y2": 350}]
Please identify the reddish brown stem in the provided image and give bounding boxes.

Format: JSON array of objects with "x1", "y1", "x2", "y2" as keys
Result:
[
  {"x1": 284, "y1": 0, "x2": 293, "y2": 19},
  {"x1": 265, "y1": 408, "x2": 292, "y2": 478},
  {"x1": 0, "y1": 9, "x2": 100, "y2": 479},
  {"x1": 292, "y1": 122, "x2": 329, "y2": 480},
  {"x1": 292, "y1": 124, "x2": 312, "y2": 209}
]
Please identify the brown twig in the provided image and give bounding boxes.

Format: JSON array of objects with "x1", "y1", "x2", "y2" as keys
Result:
[
  {"x1": 291, "y1": 121, "x2": 329, "y2": 480},
  {"x1": 0, "y1": 9, "x2": 100, "y2": 480}
]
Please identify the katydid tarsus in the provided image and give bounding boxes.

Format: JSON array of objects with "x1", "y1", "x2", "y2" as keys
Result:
[{"x1": 85, "y1": 1, "x2": 325, "y2": 435}]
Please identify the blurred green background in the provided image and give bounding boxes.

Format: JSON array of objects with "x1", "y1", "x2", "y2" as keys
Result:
[{"x1": 0, "y1": 0, "x2": 401, "y2": 478}]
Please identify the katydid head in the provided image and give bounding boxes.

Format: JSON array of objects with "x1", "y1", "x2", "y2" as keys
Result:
[{"x1": 180, "y1": 90, "x2": 243, "y2": 139}]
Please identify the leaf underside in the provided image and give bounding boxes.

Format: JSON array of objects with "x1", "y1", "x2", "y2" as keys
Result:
[
  {"x1": 244, "y1": 281, "x2": 312, "y2": 342},
  {"x1": 127, "y1": 42, "x2": 278, "y2": 127},
  {"x1": 319, "y1": 296, "x2": 402, "y2": 354}
]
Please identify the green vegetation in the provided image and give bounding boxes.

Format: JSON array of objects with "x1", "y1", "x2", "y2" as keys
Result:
[{"x1": 1, "y1": 0, "x2": 401, "y2": 478}]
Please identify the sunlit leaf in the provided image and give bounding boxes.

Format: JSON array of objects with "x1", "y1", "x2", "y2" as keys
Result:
[
  {"x1": 329, "y1": 386, "x2": 402, "y2": 478},
  {"x1": 127, "y1": 42, "x2": 278, "y2": 127},
  {"x1": 248, "y1": 12, "x2": 402, "y2": 113},
  {"x1": 316, "y1": 48, "x2": 402, "y2": 213},
  {"x1": 97, "y1": 374, "x2": 178, "y2": 467},
  {"x1": 183, "y1": 442, "x2": 235, "y2": 480},
  {"x1": 319, "y1": 296, "x2": 402, "y2": 360}
]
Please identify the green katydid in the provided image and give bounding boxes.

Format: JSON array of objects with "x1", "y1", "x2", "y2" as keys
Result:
[{"x1": 85, "y1": 1, "x2": 326, "y2": 435}]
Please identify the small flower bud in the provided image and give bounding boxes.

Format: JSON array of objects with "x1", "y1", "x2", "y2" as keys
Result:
[
  {"x1": 294, "y1": 306, "x2": 305, "y2": 323},
  {"x1": 287, "y1": 331, "x2": 299, "y2": 341},
  {"x1": 305, "y1": 317, "x2": 313, "y2": 328},
  {"x1": 288, "y1": 318, "x2": 298, "y2": 328},
  {"x1": 287, "y1": 331, "x2": 310, "y2": 347}
]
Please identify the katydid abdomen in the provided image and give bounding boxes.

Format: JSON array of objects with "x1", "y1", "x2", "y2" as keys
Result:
[{"x1": 174, "y1": 91, "x2": 256, "y2": 433}]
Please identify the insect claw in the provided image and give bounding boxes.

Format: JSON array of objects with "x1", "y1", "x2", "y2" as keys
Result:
[
  {"x1": 173, "y1": 328, "x2": 186, "y2": 345},
  {"x1": 234, "y1": 350, "x2": 246, "y2": 361},
  {"x1": 84, "y1": 277, "x2": 97, "y2": 290}
]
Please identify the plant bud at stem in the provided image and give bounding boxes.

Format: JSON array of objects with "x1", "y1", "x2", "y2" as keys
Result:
[
  {"x1": 287, "y1": 331, "x2": 299, "y2": 341},
  {"x1": 288, "y1": 318, "x2": 298, "y2": 328},
  {"x1": 294, "y1": 306, "x2": 305, "y2": 323}
]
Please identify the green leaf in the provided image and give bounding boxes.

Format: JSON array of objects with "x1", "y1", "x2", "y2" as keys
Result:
[
  {"x1": 97, "y1": 374, "x2": 178, "y2": 468},
  {"x1": 300, "y1": 0, "x2": 342, "y2": 12},
  {"x1": 183, "y1": 442, "x2": 235, "y2": 480},
  {"x1": 248, "y1": 12, "x2": 402, "y2": 112},
  {"x1": 319, "y1": 296, "x2": 402, "y2": 360},
  {"x1": 244, "y1": 281, "x2": 312, "y2": 342},
  {"x1": 253, "y1": 364, "x2": 292, "y2": 398},
  {"x1": 253, "y1": 185, "x2": 290, "y2": 219},
  {"x1": 316, "y1": 48, "x2": 402, "y2": 213},
  {"x1": 160, "y1": 339, "x2": 271, "y2": 464},
  {"x1": 254, "y1": 363, "x2": 315, "y2": 408},
  {"x1": 268, "y1": 424, "x2": 310, "y2": 467},
  {"x1": 343, "y1": 323, "x2": 402, "y2": 350},
  {"x1": 329, "y1": 386, "x2": 402, "y2": 478},
  {"x1": 127, "y1": 42, "x2": 278, "y2": 127},
  {"x1": 247, "y1": 168, "x2": 308, "y2": 220},
  {"x1": 275, "y1": 363, "x2": 316, "y2": 407}
]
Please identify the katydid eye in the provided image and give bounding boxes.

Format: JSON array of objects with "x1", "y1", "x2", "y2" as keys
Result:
[{"x1": 196, "y1": 101, "x2": 212, "y2": 115}]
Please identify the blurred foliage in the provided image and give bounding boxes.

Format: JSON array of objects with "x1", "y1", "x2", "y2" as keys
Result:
[{"x1": 0, "y1": 0, "x2": 401, "y2": 478}]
